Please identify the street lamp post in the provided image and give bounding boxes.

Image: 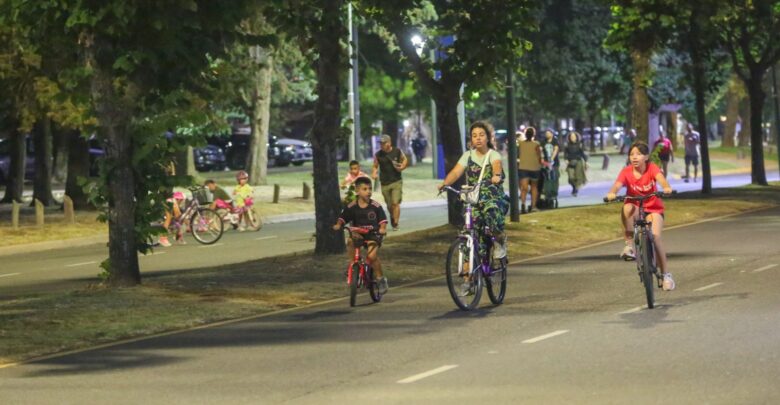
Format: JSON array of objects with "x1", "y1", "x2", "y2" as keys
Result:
[{"x1": 347, "y1": 3, "x2": 361, "y2": 161}]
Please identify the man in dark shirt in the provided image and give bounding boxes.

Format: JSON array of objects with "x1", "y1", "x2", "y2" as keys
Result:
[
  {"x1": 372, "y1": 134, "x2": 408, "y2": 231},
  {"x1": 333, "y1": 176, "x2": 389, "y2": 294},
  {"x1": 204, "y1": 179, "x2": 232, "y2": 210}
]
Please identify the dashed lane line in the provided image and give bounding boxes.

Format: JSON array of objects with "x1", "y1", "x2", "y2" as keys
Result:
[
  {"x1": 197, "y1": 243, "x2": 224, "y2": 249},
  {"x1": 694, "y1": 282, "x2": 723, "y2": 292},
  {"x1": 752, "y1": 264, "x2": 778, "y2": 273},
  {"x1": 397, "y1": 365, "x2": 459, "y2": 384},
  {"x1": 618, "y1": 306, "x2": 645, "y2": 315},
  {"x1": 522, "y1": 330, "x2": 570, "y2": 344},
  {"x1": 0, "y1": 273, "x2": 21, "y2": 278},
  {"x1": 64, "y1": 261, "x2": 97, "y2": 268},
  {"x1": 255, "y1": 235, "x2": 278, "y2": 241}
]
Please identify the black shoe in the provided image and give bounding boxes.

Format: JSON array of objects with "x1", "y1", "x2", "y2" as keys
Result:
[{"x1": 521, "y1": 205, "x2": 526, "y2": 214}]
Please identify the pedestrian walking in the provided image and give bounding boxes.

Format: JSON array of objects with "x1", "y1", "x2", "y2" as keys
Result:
[
  {"x1": 539, "y1": 129, "x2": 560, "y2": 208},
  {"x1": 517, "y1": 127, "x2": 543, "y2": 213},
  {"x1": 372, "y1": 134, "x2": 408, "y2": 231},
  {"x1": 683, "y1": 123, "x2": 700, "y2": 183},
  {"x1": 653, "y1": 130, "x2": 674, "y2": 178},
  {"x1": 564, "y1": 131, "x2": 588, "y2": 197},
  {"x1": 411, "y1": 134, "x2": 427, "y2": 163},
  {"x1": 619, "y1": 129, "x2": 636, "y2": 155}
]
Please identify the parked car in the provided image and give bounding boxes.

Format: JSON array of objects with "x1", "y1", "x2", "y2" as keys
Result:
[
  {"x1": 275, "y1": 138, "x2": 312, "y2": 166},
  {"x1": 211, "y1": 127, "x2": 295, "y2": 170},
  {"x1": 0, "y1": 136, "x2": 37, "y2": 185},
  {"x1": 194, "y1": 144, "x2": 226, "y2": 172}
]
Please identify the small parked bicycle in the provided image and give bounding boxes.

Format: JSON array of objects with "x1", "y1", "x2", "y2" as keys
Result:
[
  {"x1": 604, "y1": 191, "x2": 673, "y2": 309},
  {"x1": 343, "y1": 226, "x2": 384, "y2": 307},
  {"x1": 441, "y1": 184, "x2": 507, "y2": 311},
  {"x1": 169, "y1": 187, "x2": 225, "y2": 245}
]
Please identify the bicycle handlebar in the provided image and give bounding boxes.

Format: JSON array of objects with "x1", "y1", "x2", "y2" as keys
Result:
[
  {"x1": 438, "y1": 180, "x2": 493, "y2": 197},
  {"x1": 346, "y1": 225, "x2": 374, "y2": 234},
  {"x1": 604, "y1": 190, "x2": 677, "y2": 203}
]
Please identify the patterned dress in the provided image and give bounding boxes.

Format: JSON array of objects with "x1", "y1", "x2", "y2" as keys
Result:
[{"x1": 463, "y1": 151, "x2": 508, "y2": 259}]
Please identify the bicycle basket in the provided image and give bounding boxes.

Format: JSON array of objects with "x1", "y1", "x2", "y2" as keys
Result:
[
  {"x1": 193, "y1": 188, "x2": 212, "y2": 205},
  {"x1": 460, "y1": 185, "x2": 480, "y2": 205}
]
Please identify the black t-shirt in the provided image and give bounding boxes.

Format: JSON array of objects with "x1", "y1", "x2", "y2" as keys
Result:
[
  {"x1": 338, "y1": 199, "x2": 388, "y2": 231},
  {"x1": 374, "y1": 148, "x2": 405, "y2": 185}
]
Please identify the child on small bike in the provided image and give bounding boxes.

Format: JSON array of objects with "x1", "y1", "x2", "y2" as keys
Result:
[
  {"x1": 606, "y1": 141, "x2": 675, "y2": 290},
  {"x1": 159, "y1": 191, "x2": 186, "y2": 247},
  {"x1": 332, "y1": 176, "x2": 389, "y2": 294},
  {"x1": 233, "y1": 170, "x2": 254, "y2": 231},
  {"x1": 340, "y1": 160, "x2": 369, "y2": 205}
]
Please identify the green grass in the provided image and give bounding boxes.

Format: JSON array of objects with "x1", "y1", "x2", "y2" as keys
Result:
[{"x1": 2, "y1": 184, "x2": 778, "y2": 365}]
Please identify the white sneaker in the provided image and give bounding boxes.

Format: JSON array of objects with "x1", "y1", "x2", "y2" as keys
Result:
[
  {"x1": 492, "y1": 240, "x2": 507, "y2": 260},
  {"x1": 663, "y1": 273, "x2": 676, "y2": 291},
  {"x1": 620, "y1": 244, "x2": 636, "y2": 261}
]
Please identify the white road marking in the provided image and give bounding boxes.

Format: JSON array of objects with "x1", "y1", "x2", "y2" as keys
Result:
[
  {"x1": 0, "y1": 273, "x2": 21, "y2": 278},
  {"x1": 487, "y1": 350, "x2": 499, "y2": 354},
  {"x1": 141, "y1": 251, "x2": 167, "y2": 257},
  {"x1": 522, "y1": 330, "x2": 570, "y2": 344},
  {"x1": 752, "y1": 264, "x2": 778, "y2": 273},
  {"x1": 618, "y1": 306, "x2": 645, "y2": 315},
  {"x1": 197, "y1": 243, "x2": 224, "y2": 248},
  {"x1": 254, "y1": 235, "x2": 278, "y2": 241},
  {"x1": 397, "y1": 365, "x2": 458, "y2": 384},
  {"x1": 65, "y1": 261, "x2": 97, "y2": 268},
  {"x1": 694, "y1": 282, "x2": 723, "y2": 292}
]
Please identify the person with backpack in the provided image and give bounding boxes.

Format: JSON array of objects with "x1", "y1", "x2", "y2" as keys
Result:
[{"x1": 653, "y1": 130, "x2": 674, "y2": 178}]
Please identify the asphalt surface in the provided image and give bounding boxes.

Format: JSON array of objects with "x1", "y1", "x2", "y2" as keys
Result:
[
  {"x1": 2, "y1": 206, "x2": 779, "y2": 404},
  {"x1": 0, "y1": 171, "x2": 777, "y2": 297}
]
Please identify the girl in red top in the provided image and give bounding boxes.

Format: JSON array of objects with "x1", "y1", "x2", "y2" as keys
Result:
[{"x1": 606, "y1": 142, "x2": 675, "y2": 290}]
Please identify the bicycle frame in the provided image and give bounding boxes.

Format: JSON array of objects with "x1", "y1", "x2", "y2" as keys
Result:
[{"x1": 444, "y1": 186, "x2": 496, "y2": 280}]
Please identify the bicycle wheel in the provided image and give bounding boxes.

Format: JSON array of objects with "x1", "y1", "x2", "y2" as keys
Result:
[
  {"x1": 486, "y1": 257, "x2": 507, "y2": 305},
  {"x1": 366, "y1": 265, "x2": 382, "y2": 303},
  {"x1": 638, "y1": 232, "x2": 655, "y2": 309},
  {"x1": 244, "y1": 205, "x2": 263, "y2": 232},
  {"x1": 349, "y1": 263, "x2": 359, "y2": 307},
  {"x1": 445, "y1": 238, "x2": 483, "y2": 311},
  {"x1": 190, "y1": 208, "x2": 224, "y2": 245}
]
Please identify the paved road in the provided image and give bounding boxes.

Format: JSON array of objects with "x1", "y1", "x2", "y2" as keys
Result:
[
  {"x1": 1, "y1": 171, "x2": 777, "y2": 297},
  {"x1": 2, "y1": 206, "x2": 779, "y2": 403}
]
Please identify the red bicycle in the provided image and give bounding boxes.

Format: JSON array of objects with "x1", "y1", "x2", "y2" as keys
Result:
[
  {"x1": 345, "y1": 226, "x2": 384, "y2": 307},
  {"x1": 214, "y1": 198, "x2": 263, "y2": 232}
]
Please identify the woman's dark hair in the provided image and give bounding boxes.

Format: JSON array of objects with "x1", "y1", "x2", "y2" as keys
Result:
[
  {"x1": 629, "y1": 141, "x2": 650, "y2": 155},
  {"x1": 568, "y1": 131, "x2": 581, "y2": 143},
  {"x1": 469, "y1": 120, "x2": 495, "y2": 149},
  {"x1": 524, "y1": 127, "x2": 536, "y2": 141}
]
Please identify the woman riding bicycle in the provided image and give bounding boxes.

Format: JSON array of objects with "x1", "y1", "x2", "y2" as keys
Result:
[
  {"x1": 605, "y1": 141, "x2": 675, "y2": 291},
  {"x1": 438, "y1": 121, "x2": 508, "y2": 292}
]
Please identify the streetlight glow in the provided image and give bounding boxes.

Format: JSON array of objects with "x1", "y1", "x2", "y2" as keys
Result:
[{"x1": 411, "y1": 34, "x2": 424, "y2": 57}]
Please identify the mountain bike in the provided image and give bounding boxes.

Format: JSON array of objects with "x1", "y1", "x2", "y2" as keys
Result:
[
  {"x1": 441, "y1": 185, "x2": 508, "y2": 311},
  {"x1": 169, "y1": 187, "x2": 224, "y2": 245},
  {"x1": 344, "y1": 226, "x2": 384, "y2": 307},
  {"x1": 604, "y1": 191, "x2": 672, "y2": 309}
]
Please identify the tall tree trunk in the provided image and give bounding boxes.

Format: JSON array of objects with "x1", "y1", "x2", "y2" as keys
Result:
[
  {"x1": 738, "y1": 93, "x2": 751, "y2": 147},
  {"x1": 723, "y1": 74, "x2": 740, "y2": 148},
  {"x1": 1, "y1": 128, "x2": 25, "y2": 203},
  {"x1": 32, "y1": 117, "x2": 55, "y2": 206},
  {"x1": 52, "y1": 124, "x2": 69, "y2": 184},
  {"x1": 688, "y1": 14, "x2": 712, "y2": 193},
  {"x1": 311, "y1": 0, "x2": 346, "y2": 254},
  {"x1": 436, "y1": 86, "x2": 465, "y2": 226},
  {"x1": 88, "y1": 48, "x2": 140, "y2": 286},
  {"x1": 65, "y1": 130, "x2": 92, "y2": 209},
  {"x1": 631, "y1": 48, "x2": 652, "y2": 142},
  {"x1": 746, "y1": 72, "x2": 768, "y2": 185},
  {"x1": 588, "y1": 114, "x2": 596, "y2": 152},
  {"x1": 668, "y1": 111, "x2": 679, "y2": 150},
  {"x1": 383, "y1": 118, "x2": 399, "y2": 145},
  {"x1": 247, "y1": 50, "x2": 272, "y2": 186}
]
